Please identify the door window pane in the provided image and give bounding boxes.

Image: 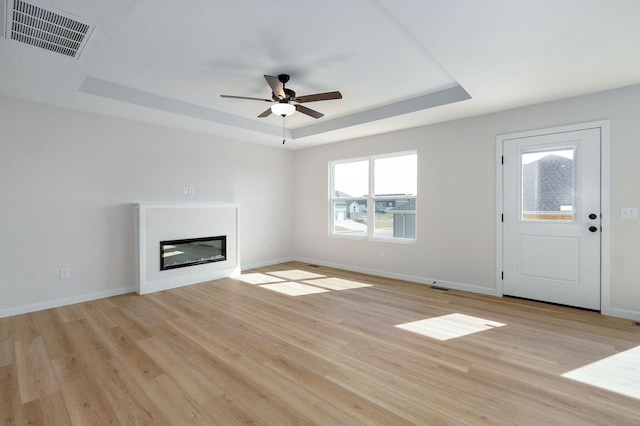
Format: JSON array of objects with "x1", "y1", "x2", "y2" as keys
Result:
[{"x1": 521, "y1": 148, "x2": 575, "y2": 221}]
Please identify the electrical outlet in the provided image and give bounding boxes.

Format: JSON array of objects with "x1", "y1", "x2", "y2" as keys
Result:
[
  {"x1": 621, "y1": 207, "x2": 638, "y2": 219},
  {"x1": 182, "y1": 186, "x2": 195, "y2": 195},
  {"x1": 379, "y1": 249, "x2": 385, "y2": 257},
  {"x1": 59, "y1": 268, "x2": 70, "y2": 279}
]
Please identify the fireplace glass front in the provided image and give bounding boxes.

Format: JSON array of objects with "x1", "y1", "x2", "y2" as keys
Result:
[{"x1": 160, "y1": 236, "x2": 226, "y2": 270}]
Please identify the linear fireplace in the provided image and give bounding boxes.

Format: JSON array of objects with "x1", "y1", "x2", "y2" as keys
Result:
[
  {"x1": 160, "y1": 236, "x2": 226, "y2": 271},
  {"x1": 137, "y1": 203, "x2": 238, "y2": 294}
]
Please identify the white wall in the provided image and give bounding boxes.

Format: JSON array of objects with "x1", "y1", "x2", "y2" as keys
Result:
[
  {"x1": 2, "y1": 84, "x2": 639, "y2": 320},
  {"x1": 292, "y1": 84, "x2": 640, "y2": 320},
  {"x1": 0, "y1": 96, "x2": 294, "y2": 316}
]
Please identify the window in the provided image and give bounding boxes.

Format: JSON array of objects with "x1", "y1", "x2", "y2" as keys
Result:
[
  {"x1": 521, "y1": 147, "x2": 575, "y2": 221},
  {"x1": 330, "y1": 151, "x2": 417, "y2": 240}
]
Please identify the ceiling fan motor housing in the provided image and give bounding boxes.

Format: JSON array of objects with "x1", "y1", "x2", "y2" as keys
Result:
[
  {"x1": 277, "y1": 74, "x2": 290, "y2": 84},
  {"x1": 272, "y1": 88, "x2": 296, "y2": 102}
]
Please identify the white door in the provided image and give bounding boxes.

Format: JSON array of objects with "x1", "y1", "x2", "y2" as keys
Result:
[{"x1": 502, "y1": 128, "x2": 601, "y2": 310}]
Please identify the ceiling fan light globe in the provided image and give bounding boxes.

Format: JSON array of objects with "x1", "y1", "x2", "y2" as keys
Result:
[{"x1": 271, "y1": 103, "x2": 295, "y2": 117}]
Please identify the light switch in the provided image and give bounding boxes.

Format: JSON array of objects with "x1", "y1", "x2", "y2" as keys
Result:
[
  {"x1": 59, "y1": 268, "x2": 70, "y2": 279},
  {"x1": 621, "y1": 207, "x2": 638, "y2": 219}
]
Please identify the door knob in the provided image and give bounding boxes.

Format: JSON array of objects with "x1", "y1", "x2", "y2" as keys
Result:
[
  {"x1": 588, "y1": 213, "x2": 598, "y2": 220},
  {"x1": 589, "y1": 226, "x2": 598, "y2": 232}
]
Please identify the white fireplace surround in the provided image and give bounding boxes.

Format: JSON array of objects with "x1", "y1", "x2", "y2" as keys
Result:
[{"x1": 136, "y1": 203, "x2": 240, "y2": 294}]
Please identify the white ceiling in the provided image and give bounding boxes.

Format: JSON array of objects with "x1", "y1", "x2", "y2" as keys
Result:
[{"x1": 2, "y1": 0, "x2": 640, "y2": 149}]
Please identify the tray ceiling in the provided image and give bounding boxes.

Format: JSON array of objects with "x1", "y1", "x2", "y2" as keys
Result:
[{"x1": 2, "y1": 0, "x2": 640, "y2": 149}]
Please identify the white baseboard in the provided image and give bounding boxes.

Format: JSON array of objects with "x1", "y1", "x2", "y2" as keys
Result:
[
  {"x1": 0, "y1": 260, "x2": 286, "y2": 319},
  {"x1": 241, "y1": 257, "x2": 295, "y2": 271},
  {"x1": 5, "y1": 258, "x2": 633, "y2": 321},
  {"x1": 138, "y1": 266, "x2": 240, "y2": 295},
  {"x1": 293, "y1": 257, "x2": 499, "y2": 296},
  {"x1": 608, "y1": 308, "x2": 640, "y2": 321},
  {"x1": 0, "y1": 286, "x2": 137, "y2": 319}
]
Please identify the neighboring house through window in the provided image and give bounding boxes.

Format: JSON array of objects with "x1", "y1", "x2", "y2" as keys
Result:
[
  {"x1": 329, "y1": 151, "x2": 417, "y2": 240},
  {"x1": 521, "y1": 149, "x2": 575, "y2": 221}
]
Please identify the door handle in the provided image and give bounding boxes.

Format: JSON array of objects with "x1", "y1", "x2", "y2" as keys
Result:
[{"x1": 589, "y1": 226, "x2": 599, "y2": 232}]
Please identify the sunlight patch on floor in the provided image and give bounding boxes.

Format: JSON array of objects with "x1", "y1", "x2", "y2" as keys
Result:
[
  {"x1": 303, "y1": 277, "x2": 373, "y2": 290},
  {"x1": 260, "y1": 282, "x2": 331, "y2": 296},
  {"x1": 267, "y1": 270, "x2": 326, "y2": 280},
  {"x1": 235, "y1": 273, "x2": 285, "y2": 285},
  {"x1": 239, "y1": 269, "x2": 374, "y2": 296},
  {"x1": 562, "y1": 345, "x2": 640, "y2": 400},
  {"x1": 396, "y1": 313, "x2": 506, "y2": 341}
]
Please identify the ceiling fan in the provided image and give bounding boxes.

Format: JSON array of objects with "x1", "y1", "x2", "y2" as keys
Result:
[{"x1": 220, "y1": 74, "x2": 342, "y2": 119}]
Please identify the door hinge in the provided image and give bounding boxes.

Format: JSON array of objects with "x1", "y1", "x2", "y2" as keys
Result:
[
  {"x1": 501, "y1": 156, "x2": 504, "y2": 164},
  {"x1": 501, "y1": 271, "x2": 504, "y2": 280},
  {"x1": 501, "y1": 214, "x2": 504, "y2": 222}
]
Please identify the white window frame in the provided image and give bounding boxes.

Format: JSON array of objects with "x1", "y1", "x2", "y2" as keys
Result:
[{"x1": 329, "y1": 151, "x2": 417, "y2": 242}]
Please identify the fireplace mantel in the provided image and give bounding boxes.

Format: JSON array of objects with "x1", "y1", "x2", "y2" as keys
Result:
[{"x1": 136, "y1": 203, "x2": 239, "y2": 294}]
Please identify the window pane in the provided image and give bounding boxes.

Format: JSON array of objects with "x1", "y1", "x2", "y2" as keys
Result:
[
  {"x1": 330, "y1": 151, "x2": 417, "y2": 241},
  {"x1": 334, "y1": 160, "x2": 369, "y2": 197},
  {"x1": 374, "y1": 198, "x2": 416, "y2": 238},
  {"x1": 332, "y1": 200, "x2": 367, "y2": 237},
  {"x1": 521, "y1": 148, "x2": 575, "y2": 221},
  {"x1": 374, "y1": 154, "x2": 417, "y2": 195}
]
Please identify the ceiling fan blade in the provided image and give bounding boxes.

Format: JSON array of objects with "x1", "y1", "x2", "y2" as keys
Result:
[
  {"x1": 264, "y1": 75, "x2": 286, "y2": 100},
  {"x1": 295, "y1": 104, "x2": 324, "y2": 119},
  {"x1": 220, "y1": 95, "x2": 272, "y2": 102},
  {"x1": 257, "y1": 108, "x2": 272, "y2": 118},
  {"x1": 294, "y1": 91, "x2": 342, "y2": 103}
]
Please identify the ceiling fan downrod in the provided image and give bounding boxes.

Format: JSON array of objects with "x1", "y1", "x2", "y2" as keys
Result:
[{"x1": 282, "y1": 115, "x2": 286, "y2": 145}]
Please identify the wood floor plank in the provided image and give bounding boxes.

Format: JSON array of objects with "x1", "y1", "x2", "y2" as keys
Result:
[
  {"x1": 3, "y1": 261, "x2": 640, "y2": 424},
  {"x1": 178, "y1": 354, "x2": 316, "y2": 426},
  {"x1": 202, "y1": 394, "x2": 271, "y2": 426},
  {"x1": 21, "y1": 392, "x2": 71, "y2": 426},
  {"x1": 22, "y1": 397, "x2": 46, "y2": 426},
  {"x1": 100, "y1": 302, "x2": 154, "y2": 342},
  {"x1": 99, "y1": 326, "x2": 164, "y2": 383},
  {"x1": 231, "y1": 356, "x2": 370, "y2": 426},
  {"x1": 102, "y1": 358, "x2": 171, "y2": 426},
  {"x1": 14, "y1": 336, "x2": 59, "y2": 404},
  {"x1": 176, "y1": 339, "x2": 323, "y2": 424},
  {"x1": 76, "y1": 300, "x2": 118, "y2": 331},
  {"x1": 140, "y1": 374, "x2": 217, "y2": 426},
  {"x1": 56, "y1": 367, "x2": 121, "y2": 425},
  {"x1": 259, "y1": 355, "x2": 415, "y2": 425},
  {"x1": 64, "y1": 319, "x2": 113, "y2": 364},
  {"x1": 137, "y1": 336, "x2": 225, "y2": 405},
  {"x1": 0, "y1": 318, "x2": 13, "y2": 366},
  {"x1": 40, "y1": 319, "x2": 78, "y2": 362},
  {"x1": 10, "y1": 312, "x2": 40, "y2": 344},
  {"x1": 1, "y1": 364, "x2": 25, "y2": 426},
  {"x1": 55, "y1": 303, "x2": 85, "y2": 324}
]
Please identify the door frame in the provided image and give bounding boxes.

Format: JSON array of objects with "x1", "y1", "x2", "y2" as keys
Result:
[{"x1": 496, "y1": 120, "x2": 611, "y2": 314}]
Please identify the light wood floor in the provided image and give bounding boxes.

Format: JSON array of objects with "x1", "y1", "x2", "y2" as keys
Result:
[{"x1": 2, "y1": 261, "x2": 640, "y2": 425}]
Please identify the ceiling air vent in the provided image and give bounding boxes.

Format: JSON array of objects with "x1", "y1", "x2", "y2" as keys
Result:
[{"x1": 4, "y1": 0, "x2": 93, "y2": 58}]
